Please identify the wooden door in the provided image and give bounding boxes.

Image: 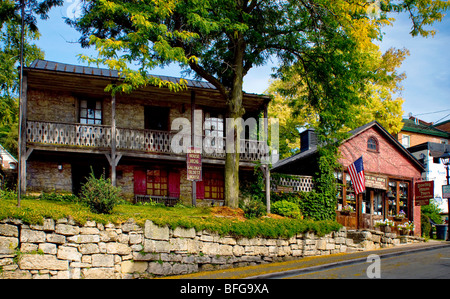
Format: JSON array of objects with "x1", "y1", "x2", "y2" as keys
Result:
[
  {"x1": 134, "y1": 168, "x2": 147, "y2": 195},
  {"x1": 168, "y1": 171, "x2": 180, "y2": 198}
]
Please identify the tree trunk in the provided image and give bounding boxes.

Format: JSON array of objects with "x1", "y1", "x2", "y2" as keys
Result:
[{"x1": 224, "y1": 34, "x2": 245, "y2": 209}]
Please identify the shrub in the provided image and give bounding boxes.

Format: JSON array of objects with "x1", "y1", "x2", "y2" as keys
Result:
[
  {"x1": 272, "y1": 200, "x2": 302, "y2": 219},
  {"x1": 80, "y1": 171, "x2": 122, "y2": 214},
  {"x1": 239, "y1": 197, "x2": 266, "y2": 219}
]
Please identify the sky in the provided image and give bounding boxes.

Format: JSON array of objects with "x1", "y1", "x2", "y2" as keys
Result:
[{"x1": 34, "y1": 1, "x2": 450, "y2": 125}]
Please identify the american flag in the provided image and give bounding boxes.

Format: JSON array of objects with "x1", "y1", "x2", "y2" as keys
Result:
[{"x1": 348, "y1": 156, "x2": 365, "y2": 195}]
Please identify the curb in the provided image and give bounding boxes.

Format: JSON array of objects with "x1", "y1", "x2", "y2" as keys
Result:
[{"x1": 245, "y1": 242, "x2": 450, "y2": 279}]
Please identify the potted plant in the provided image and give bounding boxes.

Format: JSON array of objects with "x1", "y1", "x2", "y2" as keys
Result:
[
  {"x1": 394, "y1": 210, "x2": 406, "y2": 221},
  {"x1": 374, "y1": 219, "x2": 395, "y2": 233},
  {"x1": 340, "y1": 204, "x2": 354, "y2": 215},
  {"x1": 397, "y1": 221, "x2": 414, "y2": 236}
]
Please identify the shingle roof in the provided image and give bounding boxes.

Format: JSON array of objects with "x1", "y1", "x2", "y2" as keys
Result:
[
  {"x1": 271, "y1": 121, "x2": 424, "y2": 173},
  {"x1": 28, "y1": 59, "x2": 217, "y2": 90},
  {"x1": 401, "y1": 118, "x2": 450, "y2": 138}
]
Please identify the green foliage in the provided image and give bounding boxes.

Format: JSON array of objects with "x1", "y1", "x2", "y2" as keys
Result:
[
  {"x1": 421, "y1": 213, "x2": 432, "y2": 238},
  {"x1": 239, "y1": 197, "x2": 266, "y2": 219},
  {"x1": 80, "y1": 171, "x2": 122, "y2": 214},
  {"x1": 298, "y1": 191, "x2": 336, "y2": 221},
  {"x1": 0, "y1": 195, "x2": 342, "y2": 239},
  {"x1": 421, "y1": 200, "x2": 443, "y2": 225},
  {"x1": 38, "y1": 192, "x2": 79, "y2": 203},
  {"x1": 271, "y1": 200, "x2": 301, "y2": 219}
]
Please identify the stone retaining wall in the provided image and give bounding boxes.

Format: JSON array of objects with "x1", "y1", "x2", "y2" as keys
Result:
[{"x1": 0, "y1": 218, "x2": 424, "y2": 279}]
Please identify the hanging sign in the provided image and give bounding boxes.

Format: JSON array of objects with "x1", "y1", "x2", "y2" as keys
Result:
[
  {"x1": 443, "y1": 185, "x2": 450, "y2": 199},
  {"x1": 187, "y1": 147, "x2": 202, "y2": 181},
  {"x1": 414, "y1": 180, "x2": 434, "y2": 206}
]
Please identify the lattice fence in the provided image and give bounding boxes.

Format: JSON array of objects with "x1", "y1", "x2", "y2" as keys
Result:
[{"x1": 271, "y1": 175, "x2": 314, "y2": 193}]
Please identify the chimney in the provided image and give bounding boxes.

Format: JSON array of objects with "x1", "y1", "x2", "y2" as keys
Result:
[{"x1": 300, "y1": 128, "x2": 317, "y2": 152}]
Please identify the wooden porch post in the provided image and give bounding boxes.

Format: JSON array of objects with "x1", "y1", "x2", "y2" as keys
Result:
[
  {"x1": 263, "y1": 103, "x2": 270, "y2": 213},
  {"x1": 191, "y1": 90, "x2": 196, "y2": 206},
  {"x1": 111, "y1": 94, "x2": 117, "y2": 186},
  {"x1": 18, "y1": 74, "x2": 28, "y2": 204},
  {"x1": 107, "y1": 93, "x2": 122, "y2": 186}
]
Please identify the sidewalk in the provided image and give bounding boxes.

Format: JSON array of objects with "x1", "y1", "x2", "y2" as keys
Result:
[{"x1": 166, "y1": 240, "x2": 450, "y2": 279}]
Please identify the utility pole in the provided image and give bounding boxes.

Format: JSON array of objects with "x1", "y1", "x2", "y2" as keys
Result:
[{"x1": 17, "y1": 0, "x2": 25, "y2": 207}]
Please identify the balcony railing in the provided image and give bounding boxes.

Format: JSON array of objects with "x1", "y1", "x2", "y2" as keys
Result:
[{"x1": 26, "y1": 121, "x2": 269, "y2": 162}]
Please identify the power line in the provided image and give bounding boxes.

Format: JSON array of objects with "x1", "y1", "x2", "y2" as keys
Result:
[{"x1": 412, "y1": 108, "x2": 450, "y2": 117}]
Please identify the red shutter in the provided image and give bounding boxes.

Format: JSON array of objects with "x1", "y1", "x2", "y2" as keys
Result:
[
  {"x1": 168, "y1": 171, "x2": 180, "y2": 198},
  {"x1": 196, "y1": 176, "x2": 205, "y2": 199},
  {"x1": 134, "y1": 168, "x2": 147, "y2": 195}
]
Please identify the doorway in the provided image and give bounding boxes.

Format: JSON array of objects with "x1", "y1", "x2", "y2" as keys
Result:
[
  {"x1": 361, "y1": 188, "x2": 385, "y2": 229},
  {"x1": 72, "y1": 161, "x2": 109, "y2": 196}
]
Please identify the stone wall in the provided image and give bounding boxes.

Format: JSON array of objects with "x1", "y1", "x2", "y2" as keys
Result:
[{"x1": 0, "y1": 218, "x2": 423, "y2": 279}]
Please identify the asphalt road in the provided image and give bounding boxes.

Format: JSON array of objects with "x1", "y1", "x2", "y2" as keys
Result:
[{"x1": 280, "y1": 246, "x2": 450, "y2": 279}]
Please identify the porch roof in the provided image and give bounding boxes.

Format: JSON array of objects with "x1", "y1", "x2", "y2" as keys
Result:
[{"x1": 24, "y1": 59, "x2": 270, "y2": 112}]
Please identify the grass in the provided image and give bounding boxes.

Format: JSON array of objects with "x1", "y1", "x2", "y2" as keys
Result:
[{"x1": 0, "y1": 193, "x2": 342, "y2": 239}]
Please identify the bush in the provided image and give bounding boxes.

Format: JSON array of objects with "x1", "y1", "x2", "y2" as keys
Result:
[
  {"x1": 272, "y1": 200, "x2": 302, "y2": 219},
  {"x1": 421, "y1": 214, "x2": 432, "y2": 238},
  {"x1": 80, "y1": 171, "x2": 122, "y2": 214},
  {"x1": 239, "y1": 197, "x2": 266, "y2": 219}
]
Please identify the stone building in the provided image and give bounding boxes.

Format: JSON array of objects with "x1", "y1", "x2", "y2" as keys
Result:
[
  {"x1": 20, "y1": 59, "x2": 270, "y2": 205},
  {"x1": 271, "y1": 121, "x2": 425, "y2": 236}
]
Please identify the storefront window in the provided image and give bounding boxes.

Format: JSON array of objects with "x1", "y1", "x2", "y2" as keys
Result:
[
  {"x1": 345, "y1": 174, "x2": 357, "y2": 211},
  {"x1": 373, "y1": 191, "x2": 383, "y2": 215},
  {"x1": 399, "y1": 182, "x2": 408, "y2": 218},
  {"x1": 387, "y1": 181, "x2": 397, "y2": 216}
]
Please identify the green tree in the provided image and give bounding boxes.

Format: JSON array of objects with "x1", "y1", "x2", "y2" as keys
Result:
[
  {"x1": 69, "y1": 0, "x2": 449, "y2": 208},
  {"x1": 0, "y1": 23, "x2": 44, "y2": 157},
  {"x1": 0, "y1": 0, "x2": 63, "y2": 157}
]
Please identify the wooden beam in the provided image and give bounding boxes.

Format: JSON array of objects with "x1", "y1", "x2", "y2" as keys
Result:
[
  {"x1": 111, "y1": 94, "x2": 117, "y2": 186},
  {"x1": 18, "y1": 74, "x2": 28, "y2": 198},
  {"x1": 191, "y1": 90, "x2": 196, "y2": 207}
]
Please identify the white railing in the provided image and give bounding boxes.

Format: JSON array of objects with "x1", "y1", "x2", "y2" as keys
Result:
[
  {"x1": 27, "y1": 121, "x2": 111, "y2": 149},
  {"x1": 26, "y1": 121, "x2": 268, "y2": 162}
]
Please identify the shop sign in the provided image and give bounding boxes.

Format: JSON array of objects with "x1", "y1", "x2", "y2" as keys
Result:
[
  {"x1": 443, "y1": 185, "x2": 450, "y2": 199},
  {"x1": 187, "y1": 147, "x2": 202, "y2": 181},
  {"x1": 276, "y1": 186, "x2": 294, "y2": 193},
  {"x1": 414, "y1": 181, "x2": 434, "y2": 206},
  {"x1": 365, "y1": 174, "x2": 387, "y2": 190}
]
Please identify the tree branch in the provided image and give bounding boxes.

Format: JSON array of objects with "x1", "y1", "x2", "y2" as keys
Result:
[{"x1": 188, "y1": 60, "x2": 228, "y2": 99}]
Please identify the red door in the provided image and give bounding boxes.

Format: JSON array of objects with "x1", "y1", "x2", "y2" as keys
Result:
[
  {"x1": 134, "y1": 168, "x2": 147, "y2": 195},
  {"x1": 168, "y1": 171, "x2": 181, "y2": 198},
  {"x1": 196, "y1": 175, "x2": 205, "y2": 199}
]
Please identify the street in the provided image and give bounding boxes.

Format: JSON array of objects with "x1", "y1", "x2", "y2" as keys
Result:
[{"x1": 278, "y1": 246, "x2": 450, "y2": 279}]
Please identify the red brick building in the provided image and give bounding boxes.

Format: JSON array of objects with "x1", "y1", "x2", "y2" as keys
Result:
[{"x1": 272, "y1": 121, "x2": 424, "y2": 236}]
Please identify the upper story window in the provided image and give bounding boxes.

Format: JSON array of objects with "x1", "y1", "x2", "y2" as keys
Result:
[
  {"x1": 204, "y1": 112, "x2": 224, "y2": 147},
  {"x1": 401, "y1": 134, "x2": 410, "y2": 148},
  {"x1": 367, "y1": 136, "x2": 379, "y2": 152},
  {"x1": 80, "y1": 99, "x2": 102, "y2": 125},
  {"x1": 145, "y1": 106, "x2": 170, "y2": 131}
]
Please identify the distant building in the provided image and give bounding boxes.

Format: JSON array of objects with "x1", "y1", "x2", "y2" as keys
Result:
[
  {"x1": 434, "y1": 119, "x2": 450, "y2": 133},
  {"x1": 396, "y1": 117, "x2": 449, "y2": 148},
  {"x1": 407, "y1": 142, "x2": 449, "y2": 216},
  {"x1": 0, "y1": 144, "x2": 17, "y2": 170}
]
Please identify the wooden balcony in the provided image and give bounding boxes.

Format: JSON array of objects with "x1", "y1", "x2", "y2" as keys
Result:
[{"x1": 26, "y1": 120, "x2": 269, "y2": 162}]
